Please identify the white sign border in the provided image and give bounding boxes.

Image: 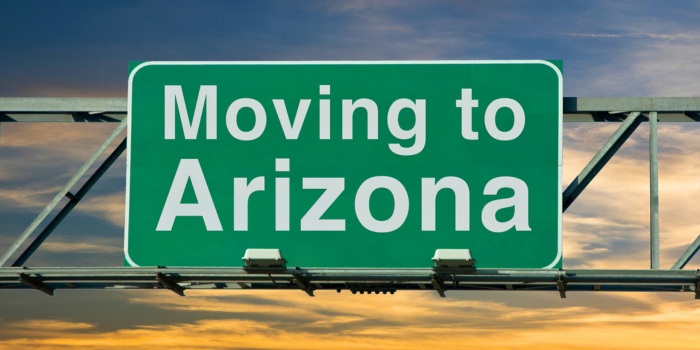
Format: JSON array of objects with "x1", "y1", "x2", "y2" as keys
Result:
[{"x1": 125, "y1": 60, "x2": 563, "y2": 269}]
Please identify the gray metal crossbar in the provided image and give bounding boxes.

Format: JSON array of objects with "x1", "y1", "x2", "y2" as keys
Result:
[
  {"x1": 0, "y1": 267, "x2": 698, "y2": 298},
  {"x1": 4, "y1": 97, "x2": 700, "y2": 122}
]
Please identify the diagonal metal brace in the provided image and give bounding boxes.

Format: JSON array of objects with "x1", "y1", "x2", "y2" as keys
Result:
[
  {"x1": 292, "y1": 270, "x2": 314, "y2": 297},
  {"x1": 671, "y1": 235, "x2": 700, "y2": 270},
  {"x1": 156, "y1": 272, "x2": 185, "y2": 296},
  {"x1": 431, "y1": 274, "x2": 446, "y2": 297},
  {"x1": 0, "y1": 118, "x2": 127, "y2": 266},
  {"x1": 11, "y1": 138, "x2": 127, "y2": 267},
  {"x1": 563, "y1": 112, "x2": 642, "y2": 212},
  {"x1": 19, "y1": 273, "x2": 54, "y2": 296},
  {"x1": 557, "y1": 270, "x2": 567, "y2": 299}
]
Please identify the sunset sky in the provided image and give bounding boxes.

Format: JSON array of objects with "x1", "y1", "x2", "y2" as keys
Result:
[{"x1": 2, "y1": 1, "x2": 700, "y2": 349}]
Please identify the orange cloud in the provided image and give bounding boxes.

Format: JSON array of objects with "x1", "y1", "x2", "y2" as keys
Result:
[
  {"x1": 1, "y1": 291, "x2": 699, "y2": 350},
  {"x1": 8, "y1": 320, "x2": 93, "y2": 331}
]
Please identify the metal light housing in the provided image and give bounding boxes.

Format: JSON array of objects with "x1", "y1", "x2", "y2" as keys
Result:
[
  {"x1": 242, "y1": 249, "x2": 287, "y2": 267},
  {"x1": 432, "y1": 249, "x2": 476, "y2": 268}
]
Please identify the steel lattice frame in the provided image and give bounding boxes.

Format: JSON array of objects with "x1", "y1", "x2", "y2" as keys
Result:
[{"x1": 1, "y1": 97, "x2": 699, "y2": 298}]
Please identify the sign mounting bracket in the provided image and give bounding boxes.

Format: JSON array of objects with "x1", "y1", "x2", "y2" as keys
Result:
[
  {"x1": 19, "y1": 273, "x2": 54, "y2": 296},
  {"x1": 156, "y1": 272, "x2": 185, "y2": 296},
  {"x1": 557, "y1": 270, "x2": 567, "y2": 298},
  {"x1": 293, "y1": 269, "x2": 314, "y2": 297},
  {"x1": 431, "y1": 274, "x2": 446, "y2": 298}
]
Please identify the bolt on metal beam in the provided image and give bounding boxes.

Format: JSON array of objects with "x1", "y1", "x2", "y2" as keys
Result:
[
  {"x1": 650, "y1": 112, "x2": 660, "y2": 269},
  {"x1": 563, "y1": 112, "x2": 642, "y2": 212},
  {"x1": 0, "y1": 119, "x2": 126, "y2": 267}
]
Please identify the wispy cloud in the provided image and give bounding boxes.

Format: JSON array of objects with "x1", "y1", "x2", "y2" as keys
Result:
[
  {"x1": 8, "y1": 320, "x2": 94, "y2": 330},
  {"x1": 557, "y1": 32, "x2": 700, "y2": 40},
  {"x1": 39, "y1": 241, "x2": 121, "y2": 254},
  {"x1": 78, "y1": 192, "x2": 125, "y2": 227}
]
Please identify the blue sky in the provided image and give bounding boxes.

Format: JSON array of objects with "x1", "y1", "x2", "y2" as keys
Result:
[
  {"x1": 3, "y1": 1, "x2": 700, "y2": 98},
  {"x1": 3, "y1": 1, "x2": 700, "y2": 349}
]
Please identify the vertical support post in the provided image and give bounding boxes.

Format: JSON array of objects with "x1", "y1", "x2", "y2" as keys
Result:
[{"x1": 650, "y1": 111, "x2": 660, "y2": 270}]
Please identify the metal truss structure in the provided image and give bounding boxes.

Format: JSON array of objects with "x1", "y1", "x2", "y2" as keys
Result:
[{"x1": 1, "y1": 97, "x2": 700, "y2": 298}]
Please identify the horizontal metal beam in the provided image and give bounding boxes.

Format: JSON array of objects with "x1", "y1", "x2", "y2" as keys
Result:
[
  {"x1": 564, "y1": 97, "x2": 700, "y2": 112},
  {"x1": 8, "y1": 112, "x2": 692, "y2": 123},
  {"x1": 0, "y1": 98, "x2": 126, "y2": 113},
  {"x1": 3, "y1": 98, "x2": 700, "y2": 122},
  {"x1": 564, "y1": 112, "x2": 700, "y2": 122},
  {"x1": 0, "y1": 113, "x2": 125, "y2": 122},
  {"x1": 1, "y1": 267, "x2": 698, "y2": 297}
]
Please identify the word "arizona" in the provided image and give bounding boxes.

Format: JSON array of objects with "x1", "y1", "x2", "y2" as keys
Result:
[{"x1": 156, "y1": 158, "x2": 531, "y2": 234}]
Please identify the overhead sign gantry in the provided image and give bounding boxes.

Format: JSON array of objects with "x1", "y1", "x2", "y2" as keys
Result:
[{"x1": 0, "y1": 61, "x2": 699, "y2": 298}]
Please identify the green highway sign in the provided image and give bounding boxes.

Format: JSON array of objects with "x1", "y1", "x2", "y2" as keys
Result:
[{"x1": 125, "y1": 61, "x2": 562, "y2": 269}]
